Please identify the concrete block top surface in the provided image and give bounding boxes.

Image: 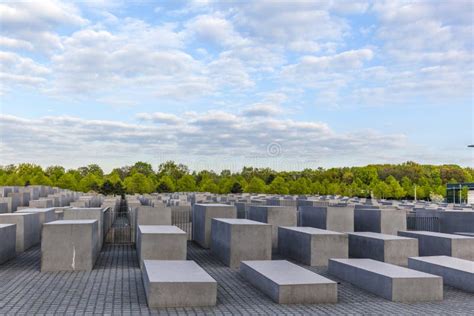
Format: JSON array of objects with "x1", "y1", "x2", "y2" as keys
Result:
[
  {"x1": 399, "y1": 231, "x2": 474, "y2": 239},
  {"x1": 280, "y1": 226, "x2": 346, "y2": 235},
  {"x1": 212, "y1": 218, "x2": 270, "y2": 225},
  {"x1": 0, "y1": 213, "x2": 34, "y2": 217},
  {"x1": 139, "y1": 225, "x2": 186, "y2": 234},
  {"x1": 195, "y1": 203, "x2": 232, "y2": 207},
  {"x1": 0, "y1": 223, "x2": 16, "y2": 229},
  {"x1": 330, "y1": 259, "x2": 441, "y2": 279},
  {"x1": 410, "y1": 256, "x2": 474, "y2": 272},
  {"x1": 70, "y1": 207, "x2": 103, "y2": 211},
  {"x1": 16, "y1": 208, "x2": 55, "y2": 213},
  {"x1": 143, "y1": 260, "x2": 216, "y2": 283},
  {"x1": 241, "y1": 260, "x2": 336, "y2": 285},
  {"x1": 349, "y1": 232, "x2": 415, "y2": 240},
  {"x1": 45, "y1": 220, "x2": 98, "y2": 225}
]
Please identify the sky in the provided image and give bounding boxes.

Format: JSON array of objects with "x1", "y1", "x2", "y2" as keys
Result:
[{"x1": 0, "y1": 0, "x2": 473, "y2": 172}]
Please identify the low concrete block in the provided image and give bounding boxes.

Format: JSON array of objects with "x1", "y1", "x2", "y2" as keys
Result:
[
  {"x1": 193, "y1": 204, "x2": 237, "y2": 248},
  {"x1": 248, "y1": 205, "x2": 297, "y2": 249},
  {"x1": 398, "y1": 231, "x2": 474, "y2": 261},
  {"x1": 440, "y1": 210, "x2": 474, "y2": 234},
  {"x1": 408, "y1": 256, "x2": 474, "y2": 293},
  {"x1": 355, "y1": 208, "x2": 406, "y2": 235},
  {"x1": 348, "y1": 232, "x2": 418, "y2": 266},
  {"x1": 278, "y1": 227, "x2": 348, "y2": 266},
  {"x1": 328, "y1": 258, "x2": 443, "y2": 302},
  {"x1": 240, "y1": 260, "x2": 337, "y2": 304},
  {"x1": 41, "y1": 220, "x2": 99, "y2": 272},
  {"x1": 136, "y1": 206, "x2": 172, "y2": 226},
  {"x1": 211, "y1": 219, "x2": 272, "y2": 268},
  {"x1": 16, "y1": 208, "x2": 56, "y2": 238},
  {"x1": 142, "y1": 260, "x2": 217, "y2": 308},
  {"x1": 0, "y1": 224, "x2": 16, "y2": 264},
  {"x1": 299, "y1": 206, "x2": 354, "y2": 232},
  {"x1": 0, "y1": 213, "x2": 40, "y2": 252},
  {"x1": 136, "y1": 225, "x2": 187, "y2": 269}
]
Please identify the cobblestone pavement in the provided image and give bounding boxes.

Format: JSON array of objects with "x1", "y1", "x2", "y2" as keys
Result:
[{"x1": 0, "y1": 242, "x2": 473, "y2": 315}]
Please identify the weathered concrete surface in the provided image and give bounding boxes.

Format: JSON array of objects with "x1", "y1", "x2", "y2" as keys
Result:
[
  {"x1": 278, "y1": 227, "x2": 348, "y2": 266},
  {"x1": 193, "y1": 204, "x2": 236, "y2": 248},
  {"x1": 0, "y1": 213, "x2": 40, "y2": 252},
  {"x1": 142, "y1": 260, "x2": 217, "y2": 308},
  {"x1": 354, "y1": 208, "x2": 406, "y2": 235},
  {"x1": 211, "y1": 218, "x2": 272, "y2": 268},
  {"x1": 299, "y1": 206, "x2": 354, "y2": 233},
  {"x1": 328, "y1": 258, "x2": 443, "y2": 302},
  {"x1": 41, "y1": 220, "x2": 99, "y2": 272},
  {"x1": 0, "y1": 224, "x2": 16, "y2": 264},
  {"x1": 240, "y1": 260, "x2": 337, "y2": 304}
]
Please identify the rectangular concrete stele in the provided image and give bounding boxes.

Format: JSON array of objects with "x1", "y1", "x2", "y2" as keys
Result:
[
  {"x1": 64, "y1": 208, "x2": 104, "y2": 249},
  {"x1": 0, "y1": 224, "x2": 16, "y2": 264},
  {"x1": 41, "y1": 220, "x2": 99, "y2": 272},
  {"x1": 328, "y1": 258, "x2": 443, "y2": 302},
  {"x1": 240, "y1": 260, "x2": 337, "y2": 304},
  {"x1": 0, "y1": 202, "x2": 8, "y2": 214},
  {"x1": 278, "y1": 227, "x2": 348, "y2": 266},
  {"x1": 0, "y1": 213, "x2": 40, "y2": 252},
  {"x1": 354, "y1": 208, "x2": 406, "y2": 235},
  {"x1": 398, "y1": 231, "x2": 474, "y2": 261},
  {"x1": 135, "y1": 206, "x2": 172, "y2": 226},
  {"x1": 248, "y1": 205, "x2": 297, "y2": 249},
  {"x1": 136, "y1": 225, "x2": 187, "y2": 269},
  {"x1": 348, "y1": 232, "x2": 418, "y2": 266},
  {"x1": 142, "y1": 260, "x2": 217, "y2": 308},
  {"x1": 408, "y1": 256, "x2": 474, "y2": 293},
  {"x1": 193, "y1": 204, "x2": 237, "y2": 248},
  {"x1": 211, "y1": 218, "x2": 272, "y2": 269},
  {"x1": 299, "y1": 206, "x2": 354, "y2": 233},
  {"x1": 16, "y1": 208, "x2": 56, "y2": 226},
  {"x1": 440, "y1": 211, "x2": 474, "y2": 234}
]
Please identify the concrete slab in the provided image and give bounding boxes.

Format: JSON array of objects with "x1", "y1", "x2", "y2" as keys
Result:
[
  {"x1": 193, "y1": 204, "x2": 237, "y2": 248},
  {"x1": 348, "y1": 232, "x2": 418, "y2": 266},
  {"x1": 408, "y1": 256, "x2": 474, "y2": 293},
  {"x1": 299, "y1": 206, "x2": 354, "y2": 232},
  {"x1": 41, "y1": 220, "x2": 99, "y2": 272},
  {"x1": 0, "y1": 213, "x2": 40, "y2": 252},
  {"x1": 278, "y1": 227, "x2": 348, "y2": 266},
  {"x1": 142, "y1": 260, "x2": 217, "y2": 308},
  {"x1": 248, "y1": 205, "x2": 297, "y2": 249},
  {"x1": 136, "y1": 225, "x2": 187, "y2": 269},
  {"x1": 355, "y1": 208, "x2": 406, "y2": 235},
  {"x1": 328, "y1": 258, "x2": 443, "y2": 302},
  {"x1": 240, "y1": 260, "x2": 337, "y2": 304},
  {"x1": 211, "y1": 218, "x2": 272, "y2": 268},
  {"x1": 0, "y1": 224, "x2": 16, "y2": 264},
  {"x1": 398, "y1": 231, "x2": 474, "y2": 261}
]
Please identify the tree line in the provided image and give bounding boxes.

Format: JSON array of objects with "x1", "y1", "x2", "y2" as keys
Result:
[{"x1": 0, "y1": 161, "x2": 472, "y2": 201}]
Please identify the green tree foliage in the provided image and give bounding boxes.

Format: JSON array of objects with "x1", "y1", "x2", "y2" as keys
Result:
[{"x1": 0, "y1": 162, "x2": 471, "y2": 199}]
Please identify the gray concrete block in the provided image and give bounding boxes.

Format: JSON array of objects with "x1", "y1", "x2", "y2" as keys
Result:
[
  {"x1": 142, "y1": 260, "x2": 217, "y2": 308},
  {"x1": 0, "y1": 224, "x2": 16, "y2": 264},
  {"x1": 0, "y1": 213, "x2": 40, "y2": 252},
  {"x1": 211, "y1": 219, "x2": 272, "y2": 268},
  {"x1": 398, "y1": 231, "x2": 474, "y2": 261},
  {"x1": 64, "y1": 208, "x2": 105, "y2": 249},
  {"x1": 136, "y1": 225, "x2": 187, "y2": 269},
  {"x1": 355, "y1": 208, "x2": 406, "y2": 235},
  {"x1": 41, "y1": 220, "x2": 99, "y2": 272},
  {"x1": 440, "y1": 210, "x2": 474, "y2": 234},
  {"x1": 248, "y1": 205, "x2": 297, "y2": 249},
  {"x1": 193, "y1": 204, "x2": 236, "y2": 248},
  {"x1": 299, "y1": 206, "x2": 354, "y2": 232},
  {"x1": 278, "y1": 227, "x2": 348, "y2": 266},
  {"x1": 348, "y1": 232, "x2": 418, "y2": 266},
  {"x1": 240, "y1": 260, "x2": 337, "y2": 304},
  {"x1": 136, "y1": 206, "x2": 172, "y2": 226},
  {"x1": 16, "y1": 208, "x2": 56, "y2": 230},
  {"x1": 0, "y1": 202, "x2": 8, "y2": 214},
  {"x1": 328, "y1": 258, "x2": 443, "y2": 302},
  {"x1": 408, "y1": 256, "x2": 474, "y2": 293}
]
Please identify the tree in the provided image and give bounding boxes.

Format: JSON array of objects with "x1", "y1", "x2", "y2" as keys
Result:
[
  {"x1": 156, "y1": 175, "x2": 176, "y2": 193},
  {"x1": 45, "y1": 166, "x2": 65, "y2": 183},
  {"x1": 123, "y1": 173, "x2": 153, "y2": 194},
  {"x1": 385, "y1": 176, "x2": 405, "y2": 199},
  {"x1": 31, "y1": 173, "x2": 53, "y2": 186},
  {"x1": 157, "y1": 161, "x2": 189, "y2": 181},
  {"x1": 176, "y1": 175, "x2": 197, "y2": 192},
  {"x1": 230, "y1": 182, "x2": 243, "y2": 194},
  {"x1": 78, "y1": 173, "x2": 101, "y2": 192},
  {"x1": 56, "y1": 173, "x2": 77, "y2": 190},
  {"x1": 200, "y1": 179, "x2": 219, "y2": 193},
  {"x1": 267, "y1": 176, "x2": 289, "y2": 194},
  {"x1": 130, "y1": 161, "x2": 154, "y2": 176},
  {"x1": 245, "y1": 177, "x2": 266, "y2": 193}
]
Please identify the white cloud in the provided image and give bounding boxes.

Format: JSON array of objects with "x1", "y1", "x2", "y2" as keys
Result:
[
  {"x1": 0, "y1": 51, "x2": 50, "y2": 89},
  {"x1": 242, "y1": 103, "x2": 282, "y2": 117}
]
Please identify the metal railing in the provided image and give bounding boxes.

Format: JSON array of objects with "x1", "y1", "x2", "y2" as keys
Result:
[
  {"x1": 171, "y1": 206, "x2": 192, "y2": 240},
  {"x1": 407, "y1": 214, "x2": 440, "y2": 232}
]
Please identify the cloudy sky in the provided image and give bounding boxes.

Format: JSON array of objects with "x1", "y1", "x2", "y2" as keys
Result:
[{"x1": 0, "y1": 0, "x2": 472, "y2": 172}]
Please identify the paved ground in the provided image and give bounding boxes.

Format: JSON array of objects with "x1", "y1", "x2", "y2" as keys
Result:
[{"x1": 0, "y1": 243, "x2": 473, "y2": 315}]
